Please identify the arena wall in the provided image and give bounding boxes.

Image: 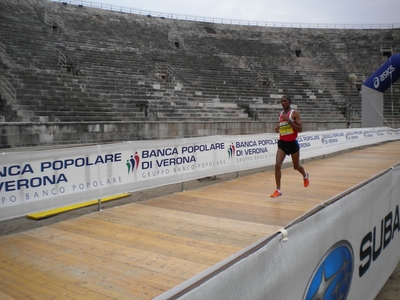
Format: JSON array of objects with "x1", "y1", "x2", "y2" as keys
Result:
[
  {"x1": 0, "y1": 121, "x2": 357, "y2": 149},
  {"x1": 0, "y1": 0, "x2": 399, "y2": 149},
  {"x1": 0, "y1": 120, "x2": 356, "y2": 149}
]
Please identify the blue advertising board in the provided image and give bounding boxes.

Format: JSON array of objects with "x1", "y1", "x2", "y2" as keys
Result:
[{"x1": 363, "y1": 53, "x2": 400, "y2": 93}]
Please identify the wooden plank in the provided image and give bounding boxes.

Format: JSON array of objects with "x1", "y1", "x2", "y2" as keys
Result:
[
  {"x1": 48, "y1": 217, "x2": 241, "y2": 264},
  {"x1": 24, "y1": 227, "x2": 209, "y2": 283},
  {"x1": 0, "y1": 287, "x2": 24, "y2": 300},
  {"x1": 0, "y1": 265, "x2": 63, "y2": 300},
  {"x1": 0, "y1": 260, "x2": 98, "y2": 300},
  {"x1": 0, "y1": 245, "x2": 155, "y2": 300},
  {"x1": 0, "y1": 141, "x2": 399, "y2": 299},
  {"x1": 84, "y1": 207, "x2": 277, "y2": 247},
  {"x1": 26, "y1": 193, "x2": 131, "y2": 220}
]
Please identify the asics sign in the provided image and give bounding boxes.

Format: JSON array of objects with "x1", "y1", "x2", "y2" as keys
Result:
[
  {"x1": 363, "y1": 54, "x2": 400, "y2": 93},
  {"x1": 373, "y1": 65, "x2": 395, "y2": 89}
]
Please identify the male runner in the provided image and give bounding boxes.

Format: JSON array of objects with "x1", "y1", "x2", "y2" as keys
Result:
[{"x1": 270, "y1": 95, "x2": 309, "y2": 198}]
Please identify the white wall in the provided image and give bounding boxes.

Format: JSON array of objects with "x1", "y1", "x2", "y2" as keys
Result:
[
  {"x1": 362, "y1": 86, "x2": 384, "y2": 127},
  {"x1": 1, "y1": 127, "x2": 399, "y2": 221}
]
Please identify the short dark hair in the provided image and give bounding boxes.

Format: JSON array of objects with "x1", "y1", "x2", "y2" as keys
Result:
[{"x1": 282, "y1": 95, "x2": 292, "y2": 104}]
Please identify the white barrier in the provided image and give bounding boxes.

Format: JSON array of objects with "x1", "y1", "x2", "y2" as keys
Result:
[
  {"x1": 1, "y1": 127, "x2": 399, "y2": 221},
  {"x1": 155, "y1": 163, "x2": 400, "y2": 300}
]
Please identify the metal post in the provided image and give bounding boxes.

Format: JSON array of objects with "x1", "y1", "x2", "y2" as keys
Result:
[
  {"x1": 348, "y1": 83, "x2": 352, "y2": 128},
  {"x1": 97, "y1": 198, "x2": 102, "y2": 211},
  {"x1": 348, "y1": 74, "x2": 357, "y2": 128}
]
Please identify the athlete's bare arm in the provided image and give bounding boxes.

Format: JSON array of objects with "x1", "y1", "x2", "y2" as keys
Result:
[{"x1": 282, "y1": 110, "x2": 303, "y2": 132}]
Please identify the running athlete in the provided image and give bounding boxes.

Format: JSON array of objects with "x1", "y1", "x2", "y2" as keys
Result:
[{"x1": 270, "y1": 95, "x2": 309, "y2": 198}]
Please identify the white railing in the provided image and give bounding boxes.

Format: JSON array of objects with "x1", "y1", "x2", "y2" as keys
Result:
[
  {"x1": 1, "y1": 76, "x2": 16, "y2": 104},
  {"x1": 155, "y1": 63, "x2": 175, "y2": 82},
  {"x1": 0, "y1": 41, "x2": 6, "y2": 58},
  {"x1": 49, "y1": 0, "x2": 400, "y2": 29},
  {"x1": 257, "y1": 71, "x2": 274, "y2": 86},
  {"x1": 168, "y1": 32, "x2": 184, "y2": 47},
  {"x1": 55, "y1": 15, "x2": 65, "y2": 29},
  {"x1": 58, "y1": 51, "x2": 67, "y2": 68},
  {"x1": 154, "y1": 63, "x2": 165, "y2": 76},
  {"x1": 166, "y1": 64, "x2": 174, "y2": 81},
  {"x1": 44, "y1": 11, "x2": 53, "y2": 27},
  {"x1": 266, "y1": 71, "x2": 274, "y2": 84},
  {"x1": 43, "y1": 9, "x2": 65, "y2": 30}
]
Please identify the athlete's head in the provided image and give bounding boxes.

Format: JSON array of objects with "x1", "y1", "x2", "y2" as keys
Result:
[{"x1": 281, "y1": 95, "x2": 292, "y2": 104}]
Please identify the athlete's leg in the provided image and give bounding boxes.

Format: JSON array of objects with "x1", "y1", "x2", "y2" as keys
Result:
[
  {"x1": 274, "y1": 148, "x2": 286, "y2": 190},
  {"x1": 291, "y1": 151, "x2": 306, "y2": 177}
]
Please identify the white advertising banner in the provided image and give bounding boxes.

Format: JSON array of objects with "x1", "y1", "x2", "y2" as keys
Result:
[
  {"x1": 160, "y1": 164, "x2": 400, "y2": 300},
  {"x1": 1, "y1": 127, "x2": 399, "y2": 220}
]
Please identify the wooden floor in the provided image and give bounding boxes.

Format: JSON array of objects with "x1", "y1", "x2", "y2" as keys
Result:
[{"x1": 1, "y1": 141, "x2": 400, "y2": 300}]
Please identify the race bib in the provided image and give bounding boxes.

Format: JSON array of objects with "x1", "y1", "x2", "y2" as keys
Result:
[{"x1": 279, "y1": 122, "x2": 294, "y2": 136}]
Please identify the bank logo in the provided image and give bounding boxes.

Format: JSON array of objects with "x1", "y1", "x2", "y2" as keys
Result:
[
  {"x1": 126, "y1": 152, "x2": 140, "y2": 174},
  {"x1": 228, "y1": 143, "x2": 236, "y2": 158},
  {"x1": 303, "y1": 241, "x2": 353, "y2": 300}
]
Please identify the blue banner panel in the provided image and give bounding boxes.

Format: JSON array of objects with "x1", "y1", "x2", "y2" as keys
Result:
[{"x1": 363, "y1": 54, "x2": 400, "y2": 93}]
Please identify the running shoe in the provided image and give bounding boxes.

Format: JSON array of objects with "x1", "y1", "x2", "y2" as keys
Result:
[
  {"x1": 270, "y1": 189, "x2": 282, "y2": 198},
  {"x1": 304, "y1": 172, "x2": 310, "y2": 187}
]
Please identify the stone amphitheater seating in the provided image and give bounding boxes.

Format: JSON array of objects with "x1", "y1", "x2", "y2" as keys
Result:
[{"x1": 0, "y1": 0, "x2": 399, "y2": 125}]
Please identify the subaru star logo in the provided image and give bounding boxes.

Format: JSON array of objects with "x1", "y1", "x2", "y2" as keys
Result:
[{"x1": 303, "y1": 241, "x2": 354, "y2": 300}]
